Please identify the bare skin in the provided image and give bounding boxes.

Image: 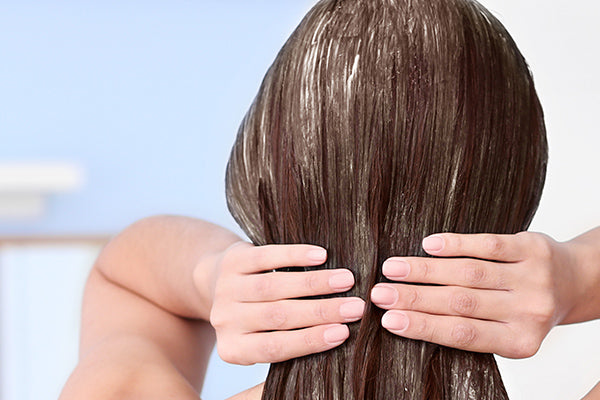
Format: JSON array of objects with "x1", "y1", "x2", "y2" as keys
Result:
[
  {"x1": 584, "y1": 382, "x2": 600, "y2": 400},
  {"x1": 214, "y1": 226, "x2": 600, "y2": 398},
  {"x1": 209, "y1": 241, "x2": 363, "y2": 365},
  {"x1": 371, "y1": 229, "x2": 600, "y2": 358},
  {"x1": 60, "y1": 216, "x2": 600, "y2": 399},
  {"x1": 60, "y1": 216, "x2": 254, "y2": 399},
  {"x1": 60, "y1": 216, "x2": 356, "y2": 399}
]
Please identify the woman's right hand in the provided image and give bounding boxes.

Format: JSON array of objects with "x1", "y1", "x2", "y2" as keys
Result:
[{"x1": 206, "y1": 242, "x2": 365, "y2": 365}]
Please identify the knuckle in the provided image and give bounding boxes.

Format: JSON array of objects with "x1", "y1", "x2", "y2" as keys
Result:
[
  {"x1": 209, "y1": 311, "x2": 221, "y2": 328},
  {"x1": 534, "y1": 267, "x2": 554, "y2": 291},
  {"x1": 253, "y1": 276, "x2": 273, "y2": 298},
  {"x1": 464, "y1": 263, "x2": 486, "y2": 286},
  {"x1": 253, "y1": 247, "x2": 268, "y2": 267},
  {"x1": 400, "y1": 287, "x2": 421, "y2": 310},
  {"x1": 219, "y1": 250, "x2": 237, "y2": 273},
  {"x1": 217, "y1": 342, "x2": 244, "y2": 365},
  {"x1": 282, "y1": 246, "x2": 296, "y2": 264},
  {"x1": 450, "y1": 292, "x2": 478, "y2": 316},
  {"x1": 313, "y1": 302, "x2": 331, "y2": 322},
  {"x1": 483, "y1": 235, "x2": 504, "y2": 258},
  {"x1": 445, "y1": 233, "x2": 461, "y2": 252},
  {"x1": 535, "y1": 236, "x2": 554, "y2": 260},
  {"x1": 515, "y1": 231, "x2": 534, "y2": 242},
  {"x1": 264, "y1": 304, "x2": 288, "y2": 329},
  {"x1": 209, "y1": 307, "x2": 227, "y2": 329},
  {"x1": 450, "y1": 323, "x2": 478, "y2": 348},
  {"x1": 511, "y1": 335, "x2": 541, "y2": 358},
  {"x1": 303, "y1": 330, "x2": 319, "y2": 350},
  {"x1": 418, "y1": 260, "x2": 433, "y2": 280},
  {"x1": 531, "y1": 295, "x2": 557, "y2": 323},
  {"x1": 304, "y1": 272, "x2": 320, "y2": 292},
  {"x1": 414, "y1": 316, "x2": 433, "y2": 342},
  {"x1": 493, "y1": 268, "x2": 509, "y2": 290},
  {"x1": 452, "y1": 234, "x2": 463, "y2": 251},
  {"x1": 260, "y1": 337, "x2": 284, "y2": 362},
  {"x1": 216, "y1": 344, "x2": 232, "y2": 362},
  {"x1": 213, "y1": 274, "x2": 232, "y2": 296}
]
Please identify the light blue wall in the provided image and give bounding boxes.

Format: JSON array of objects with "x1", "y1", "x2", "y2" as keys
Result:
[
  {"x1": 0, "y1": 0, "x2": 314, "y2": 235},
  {"x1": 0, "y1": 3, "x2": 315, "y2": 396}
]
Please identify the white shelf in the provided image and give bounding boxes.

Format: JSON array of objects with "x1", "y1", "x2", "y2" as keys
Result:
[{"x1": 0, "y1": 162, "x2": 84, "y2": 219}]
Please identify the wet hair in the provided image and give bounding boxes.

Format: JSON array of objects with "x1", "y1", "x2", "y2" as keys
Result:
[{"x1": 225, "y1": 0, "x2": 547, "y2": 398}]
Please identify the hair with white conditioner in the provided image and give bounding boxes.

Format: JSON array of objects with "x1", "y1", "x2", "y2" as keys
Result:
[{"x1": 225, "y1": 0, "x2": 548, "y2": 398}]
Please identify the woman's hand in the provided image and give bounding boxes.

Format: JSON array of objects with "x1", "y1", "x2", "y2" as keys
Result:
[
  {"x1": 371, "y1": 230, "x2": 599, "y2": 358},
  {"x1": 206, "y1": 242, "x2": 365, "y2": 365}
]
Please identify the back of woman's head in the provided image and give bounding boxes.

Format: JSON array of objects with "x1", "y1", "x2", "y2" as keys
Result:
[{"x1": 225, "y1": 0, "x2": 547, "y2": 398}]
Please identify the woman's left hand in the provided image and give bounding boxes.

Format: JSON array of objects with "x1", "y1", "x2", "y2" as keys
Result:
[{"x1": 370, "y1": 231, "x2": 590, "y2": 358}]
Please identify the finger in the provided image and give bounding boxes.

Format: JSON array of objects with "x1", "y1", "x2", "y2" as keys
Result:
[
  {"x1": 382, "y1": 257, "x2": 512, "y2": 290},
  {"x1": 236, "y1": 268, "x2": 355, "y2": 301},
  {"x1": 421, "y1": 232, "x2": 525, "y2": 262},
  {"x1": 380, "y1": 310, "x2": 527, "y2": 358},
  {"x1": 371, "y1": 283, "x2": 513, "y2": 322},
  {"x1": 242, "y1": 297, "x2": 365, "y2": 331},
  {"x1": 229, "y1": 243, "x2": 328, "y2": 274},
  {"x1": 227, "y1": 324, "x2": 350, "y2": 364}
]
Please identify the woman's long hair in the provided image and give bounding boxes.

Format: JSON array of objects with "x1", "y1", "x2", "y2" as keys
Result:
[{"x1": 225, "y1": 0, "x2": 548, "y2": 398}]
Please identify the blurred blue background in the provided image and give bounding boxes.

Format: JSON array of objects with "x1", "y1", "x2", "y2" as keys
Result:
[
  {"x1": 0, "y1": 0, "x2": 314, "y2": 235},
  {"x1": 1, "y1": 2, "x2": 319, "y2": 399},
  {"x1": 0, "y1": 1, "x2": 599, "y2": 399}
]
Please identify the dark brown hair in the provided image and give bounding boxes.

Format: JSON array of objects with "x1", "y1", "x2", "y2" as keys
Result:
[{"x1": 225, "y1": 0, "x2": 547, "y2": 398}]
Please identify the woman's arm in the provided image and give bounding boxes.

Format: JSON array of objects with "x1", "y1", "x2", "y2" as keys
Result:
[
  {"x1": 94, "y1": 215, "x2": 242, "y2": 321},
  {"x1": 60, "y1": 267, "x2": 213, "y2": 399},
  {"x1": 563, "y1": 226, "x2": 600, "y2": 324},
  {"x1": 94, "y1": 214, "x2": 361, "y2": 365},
  {"x1": 61, "y1": 215, "x2": 355, "y2": 398},
  {"x1": 60, "y1": 215, "x2": 235, "y2": 399}
]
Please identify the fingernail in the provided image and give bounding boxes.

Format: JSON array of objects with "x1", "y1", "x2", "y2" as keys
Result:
[
  {"x1": 370, "y1": 284, "x2": 398, "y2": 306},
  {"x1": 329, "y1": 270, "x2": 354, "y2": 290},
  {"x1": 307, "y1": 248, "x2": 327, "y2": 262},
  {"x1": 382, "y1": 311, "x2": 409, "y2": 331},
  {"x1": 324, "y1": 324, "x2": 349, "y2": 345},
  {"x1": 422, "y1": 235, "x2": 444, "y2": 252},
  {"x1": 383, "y1": 259, "x2": 410, "y2": 278},
  {"x1": 339, "y1": 299, "x2": 365, "y2": 321}
]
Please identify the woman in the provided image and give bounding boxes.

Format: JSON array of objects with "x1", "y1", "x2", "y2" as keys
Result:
[{"x1": 60, "y1": 0, "x2": 600, "y2": 398}]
